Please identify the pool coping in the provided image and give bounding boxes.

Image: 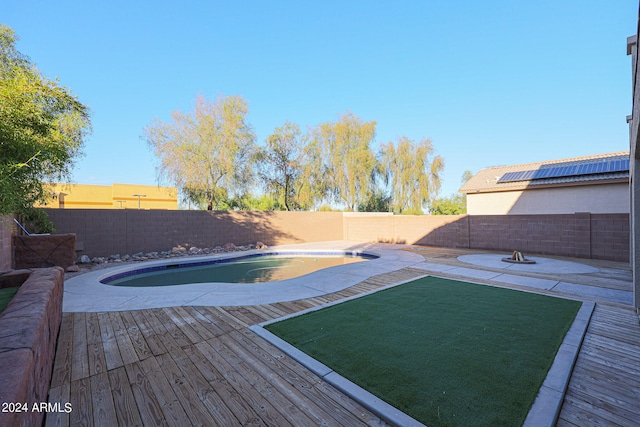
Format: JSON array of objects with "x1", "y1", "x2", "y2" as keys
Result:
[
  {"x1": 250, "y1": 275, "x2": 595, "y2": 427},
  {"x1": 62, "y1": 241, "x2": 427, "y2": 312}
]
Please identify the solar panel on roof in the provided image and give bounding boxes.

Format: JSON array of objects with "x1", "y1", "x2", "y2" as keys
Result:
[{"x1": 497, "y1": 157, "x2": 629, "y2": 184}]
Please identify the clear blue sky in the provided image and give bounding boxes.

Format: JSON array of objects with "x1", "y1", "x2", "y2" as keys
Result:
[{"x1": 4, "y1": 1, "x2": 637, "y2": 198}]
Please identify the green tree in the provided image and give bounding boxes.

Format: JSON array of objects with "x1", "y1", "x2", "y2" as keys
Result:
[
  {"x1": 380, "y1": 136, "x2": 443, "y2": 214},
  {"x1": 256, "y1": 121, "x2": 308, "y2": 210},
  {"x1": 430, "y1": 169, "x2": 473, "y2": 215},
  {"x1": 0, "y1": 25, "x2": 91, "y2": 228},
  {"x1": 357, "y1": 188, "x2": 391, "y2": 212},
  {"x1": 314, "y1": 112, "x2": 376, "y2": 211},
  {"x1": 143, "y1": 95, "x2": 256, "y2": 210},
  {"x1": 228, "y1": 193, "x2": 283, "y2": 211},
  {"x1": 430, "y1": 193, "x2": 466, "y2": 215}
]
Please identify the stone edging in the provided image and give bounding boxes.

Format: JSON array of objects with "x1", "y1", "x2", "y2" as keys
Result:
[{"x1": 0, "y1": 267, "x2": 64, "y2": 427}]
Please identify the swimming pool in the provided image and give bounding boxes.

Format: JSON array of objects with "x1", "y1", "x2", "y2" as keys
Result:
[
  {"x1": 101, "y1": 251, "x2": 378, "y2": 287},
  {"x1": 62, "y1": 242, "x2": 427, "y2": 312}
]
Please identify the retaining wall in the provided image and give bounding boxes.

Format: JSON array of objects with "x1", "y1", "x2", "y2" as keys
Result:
[
  {"x1": 0, "y1": 215, "x2": 15, "y2": 271},
  {"x1": 13, "y1": 234, "x2": 77, "y2": 270},
  {"x1": 0, "y1": 267, "x2": 64, "y2": 427}
]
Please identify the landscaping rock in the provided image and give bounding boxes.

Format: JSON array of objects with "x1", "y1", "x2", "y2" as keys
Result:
[{"x1": 78, "y1": 255, "x2": 91, "y2": 264}]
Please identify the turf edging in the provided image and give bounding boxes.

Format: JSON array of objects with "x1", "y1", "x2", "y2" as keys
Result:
[
  {"x1": 523, "y1": 300, "x2": 594, "y2": 427},
  {"x1": 250, "y1": 324, "x2": 426, "y2": 427},
  {"x1": 253, "y1": 276, "x2": 592, "y2": 427}
]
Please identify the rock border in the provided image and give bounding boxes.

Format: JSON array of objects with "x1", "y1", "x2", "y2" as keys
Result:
[{"x1": 78, "y1": 241, "x2": 269, "y2": 266}]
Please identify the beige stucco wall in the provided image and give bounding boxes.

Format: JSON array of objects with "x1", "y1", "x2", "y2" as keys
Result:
[
  {"x1": 39, "y1": 183, "x2": 178, "y2": 210},
  {"x1": 466, "y1": 183, "x2": 629, "y2": 215}
]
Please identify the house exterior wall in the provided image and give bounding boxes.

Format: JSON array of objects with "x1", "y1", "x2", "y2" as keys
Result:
[{"x1": 466, "y1": 182, "x2": 629, "y2": 215}]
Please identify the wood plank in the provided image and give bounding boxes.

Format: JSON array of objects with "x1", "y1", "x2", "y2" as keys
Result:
[
  {"x1": 69, "y1": 377, "x2": 93, "y2": 426},
  {"x1": 228, "y1": 328, "x2": 371, "y2": 426},
  {"x1": 191, "y1": 306, "x2": 237, "y2": 335},
  {"x1": 50, "y1": 313, "x2": 74, "y2": 388},
  {"x1": 272, "y1": 300, "x2": 312, "y2": 314},
  {"x1": 569, "y1": 363, "x2": 640, "y2": 403},
  {"x1": 125, "y1": 360, "x2": 168, "y2": 427},
  {"x1": 559, "y1": 393, "x2": 637, "y2": 427},
  {"x1": 152, "y1": 308, "x2": 191, "y2": 347},
  {"x1": 578, "y1": 347, "x2": 640, "y2": 377},
  {"x1": 207, "y1": 306, "x2": 251, "y2": 330},
  {"x1": 137, "y1": 356, "x2": 192, "y2": 426},
  {"x1": 130, "y1": 309, "x2": 167, "y2": 356},
  {"x1": 217, "y1": 332, "x2": 339, "y2": 426},
  {"x1": 120, "y1": 311, "x2": 153, "y2": 360},
  {"x1": 194, "y1": 339, "x2": 296, "y2": 426},
  {"x1": 239, "y1": 326, "x2": 379, "y2": 424},
  {"x1": 588, "y1": 322, "x2": 640, "y2": 346},
  {"x1": 45, "y1": 384, "x2": 70, "y2": 427},
  {"x1": 247, "y1": 304, "x2": 282, "y2": 321},
  {"x1": 140, "y1": 309, "x2": 182, "y2": 353},
  {"x1": 162, "y1": 306, "x2": 206, "y2": 343},
  {"x1": 221, "y1": 307, "x2": 258, "y2": 326},
  {"x1": 107, "y1": 366, "x2": 144, "y2": 427},
  {"x1": 71, "y1": 312, "x2": 89, "y2": 381},
  {"x1": 180, "y1": 344, "x2": 265, "y2": 426},
  {"x1": 86, "y1": 312, "x2": 108, "y2": 376},
  {"x1": 97, "y1": 312, "x2": 123, "y2": 370},
  {"x1": 90, "y1": 371, "x2": 118, "y2": 427},
  {"x1": 108, "y1": 312, "x2": 139, "y2": 365},
  {"x1": 242, "y1": 305, "x2": 274, "y2": 323},
  {"x1": 157, "y1": 349, "x2": 241, "y2": 426},
  {"x1": 259, "y1": 303, "x2": 289, "y2": 318},
  {"x1": 173, "y1": 306, "x2": 217, "y2": 340}
]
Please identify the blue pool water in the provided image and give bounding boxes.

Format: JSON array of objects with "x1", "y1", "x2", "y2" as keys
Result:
[{"x1": 101, "y1": 252, "x2": 377, "y2": 287}]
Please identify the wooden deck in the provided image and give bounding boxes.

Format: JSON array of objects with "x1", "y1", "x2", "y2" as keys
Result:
[
  {"x1": 46, "y1": 262, "x2": 640, "y2": 426},
  {"x1": 46, "y1": 268, "x2": 425, "y2": 426},
  {"x1": 557, "y1": 303, "x2": 640, "y2": 427}
]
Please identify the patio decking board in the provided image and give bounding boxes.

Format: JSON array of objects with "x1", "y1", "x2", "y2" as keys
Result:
[
  {"x1": 557, "y1": 303, "x2": 640, "y2": 427},
  {"x1": 48, "y1": 262, "x2": 640, "y2": 426},
  {"x1": 46, "y1": 269, "x2": 424, "y2": 427}
]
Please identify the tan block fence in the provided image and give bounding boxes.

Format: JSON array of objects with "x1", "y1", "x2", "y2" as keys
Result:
[{"x1": 31, "y1": 209, "x2": 629, "y2": 263}]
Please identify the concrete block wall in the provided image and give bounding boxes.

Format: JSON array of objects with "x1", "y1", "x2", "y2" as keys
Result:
[
  {"x1": 42, "y1": 209, "x2": 630, "y2": 262},
  {"x1": 590, "y1": 213, "x2": 630, "y2": 261},
  {"x1": 0, "y1": 215, "x2": 15, "y2": 271},
  {"x1": 468, "y1": 214, "x2": 593, "y2": 259},
  {"x1": 44, "y1": 209, "x2": 344, "y2": 258},
  {"x1": 345, "y1": 212, "x2": 629, "y2": 262}
]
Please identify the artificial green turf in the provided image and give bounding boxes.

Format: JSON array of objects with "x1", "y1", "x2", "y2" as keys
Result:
[
  {"x1": 265, "y1": 276, "x2": 581, "y2": 427},
  {"x1": 0, "y1": 286, "x2": 19, "y2": 314}
]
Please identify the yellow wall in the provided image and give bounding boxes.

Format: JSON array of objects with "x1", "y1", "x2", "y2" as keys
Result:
[{"x1": 40, "y1": 183, "x2": 178, "y2": 210}]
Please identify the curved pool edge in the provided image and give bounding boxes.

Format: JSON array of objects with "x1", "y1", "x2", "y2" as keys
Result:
[
  {"x1": 62, "y1": 242, "x2": 426, "y2": 312},
  {"x1": 99, "y1": 249, "x2": 381, "y2": 285}
]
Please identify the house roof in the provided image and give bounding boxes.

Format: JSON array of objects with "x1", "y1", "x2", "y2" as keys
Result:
[{"x1": 459, "y1": 151, "x2": 630, "y2": 194}]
